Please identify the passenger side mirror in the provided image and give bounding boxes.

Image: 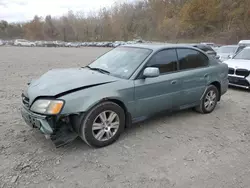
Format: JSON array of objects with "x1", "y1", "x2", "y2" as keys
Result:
[
  {"x1": 215, "y1": 55, "x2": 220, "y2": 59},
  {"x1": 143, "y1": 67, "x2": 160, "y2": 78}
]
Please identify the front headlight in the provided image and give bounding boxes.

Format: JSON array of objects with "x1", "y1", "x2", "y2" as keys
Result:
[{"x1": 30, "y1": 99, "x2": 64, "y2": 115}]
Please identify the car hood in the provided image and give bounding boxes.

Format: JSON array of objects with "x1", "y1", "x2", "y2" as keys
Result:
[
  {"x1": 27, "y1": 68, "x2": 119, "y2": 102},
  {"x1": 224, "y1": 59, "x2": 250, "y2": 70},
  {"x1": 217, "y1": 52, "x2": 232, "y2": 58}
]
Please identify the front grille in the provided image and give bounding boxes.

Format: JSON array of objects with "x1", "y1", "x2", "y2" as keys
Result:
[
  {"x1": 228, "y1": 76, "x2": 250, "y2": 87},
  {"x1": 235, "y1": 69, "x2": 250, "y2": 77},
  {"x1": 22, "y1": 93, "x2": 30, "y2": 108},
  {"x1": 228, "y1": 67, "x2": 235, "y2": 75}
]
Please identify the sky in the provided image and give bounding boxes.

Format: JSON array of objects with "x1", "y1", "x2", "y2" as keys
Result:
[{"x1": 0, "y1": 0, "x2": 129, "y2": 22}]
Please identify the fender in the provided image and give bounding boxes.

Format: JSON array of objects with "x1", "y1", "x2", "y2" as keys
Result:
[{"x1": 58, "y1": 80, "x2": 135, "y2": 115}]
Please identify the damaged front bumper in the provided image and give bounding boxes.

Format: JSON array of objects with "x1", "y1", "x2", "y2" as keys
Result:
[
  {"x1": 21, "y1": 106, "x2": 53, "y2": 134},
  {"x1": 21, "y1": 106, "x2": 78, "y2": 147}
]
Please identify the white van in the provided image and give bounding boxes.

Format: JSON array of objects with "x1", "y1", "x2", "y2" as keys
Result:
[{"x1": 14, "y1": 39, "x2": 36, "y2": 47}]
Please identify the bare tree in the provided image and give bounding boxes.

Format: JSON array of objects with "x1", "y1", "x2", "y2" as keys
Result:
[{"x1": 1, "y1": 0, "x2": 249, "y2": 43}]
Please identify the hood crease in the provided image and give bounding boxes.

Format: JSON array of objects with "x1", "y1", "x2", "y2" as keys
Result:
[{"x1": 55, "y1": 81, "x2": 115, "y2": 98}]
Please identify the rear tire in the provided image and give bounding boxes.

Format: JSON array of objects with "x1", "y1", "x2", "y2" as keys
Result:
[
  {"x1": 80, "y1": 101, "x2": 125, "y2": 148},
  {"x1": 195, "y1": 85, "x2": 219, "y2": 114}
]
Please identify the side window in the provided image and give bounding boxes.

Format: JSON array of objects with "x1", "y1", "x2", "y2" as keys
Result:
[
  {"x1": 147, "y1": 49, "x2": 178, "y2": 74},
  {"x1": 195, "y1": 45, "x2": 211, "y2": 52},
  {"x1": 206, "y1": 46, "x2": 214, "y2": 52},
  {"x1": 177, "y1": 48, "x2": 209, "y2": 70}
]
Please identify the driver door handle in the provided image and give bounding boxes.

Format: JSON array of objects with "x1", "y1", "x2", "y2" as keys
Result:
[{"x1": 204, "y1": 74, "x2": 209, "y2": 78}]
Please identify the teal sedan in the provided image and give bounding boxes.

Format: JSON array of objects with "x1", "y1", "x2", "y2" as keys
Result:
[{"x1": 21, "y1": 44, "x2": 229, "y2": 147}]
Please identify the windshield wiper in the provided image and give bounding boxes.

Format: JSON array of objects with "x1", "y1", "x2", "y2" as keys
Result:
[{"x1": 84, "y1": 65, "x2": 110, "y2": 74}]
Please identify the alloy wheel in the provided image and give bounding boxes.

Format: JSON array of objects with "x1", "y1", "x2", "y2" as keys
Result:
[
  {"x1": 204, "y1": 90, "x2": 217, "y2": 111},
  {"x1": 92, "y1": 110, "x2": 120, "y2": 141}
]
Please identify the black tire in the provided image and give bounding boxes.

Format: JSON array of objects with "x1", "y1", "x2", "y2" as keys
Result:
[
  {"x1": 195, "y1": 85, "x2": 219, "y2": 114},
  {"x1": 80, "y1": 101, "x2": 125, "y2": 148}
]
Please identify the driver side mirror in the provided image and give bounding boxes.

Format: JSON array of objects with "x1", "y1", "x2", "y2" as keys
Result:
[
  {"x1": 228, "y1": 54, "x2": 233, "y2": 59},
  {"x1": 215, "y1": 55, "x2": 220, "y2": 59},
  {"x1": 143, "y1": 67, "x2": 160, "y2": 78}
]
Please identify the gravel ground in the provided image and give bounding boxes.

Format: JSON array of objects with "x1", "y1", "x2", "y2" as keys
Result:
[{"x1": 0, "y1": 47, "x2": 250, "y2": 188}]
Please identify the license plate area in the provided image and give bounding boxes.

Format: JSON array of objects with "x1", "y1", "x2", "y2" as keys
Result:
[
  {"x1": 229, "y1": 76, "x2": 239, "y2": 83},
  {"x1": 21, "y1": 108, "x2": 41, "y2": 129}
]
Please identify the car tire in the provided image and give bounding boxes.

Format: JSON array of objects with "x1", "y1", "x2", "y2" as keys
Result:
[
  {"x1": 195, "y1": 85, "x2": 219, "y2": 114},
  {"x1": 80, "y1": 101, "x2": 125, "y2": 148}
]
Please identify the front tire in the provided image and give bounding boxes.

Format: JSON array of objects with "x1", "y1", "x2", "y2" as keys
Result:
[
  {"x1": 195, "y1": 85, "x2": 219, "y2": 114},
  {"x1": 80, "y1": 102, "x2": 125, "y2": 147}
]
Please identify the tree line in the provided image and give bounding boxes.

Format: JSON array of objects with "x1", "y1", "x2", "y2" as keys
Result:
[{"x1": 0, "y1": 0, "x2": 249, "y2": 44}]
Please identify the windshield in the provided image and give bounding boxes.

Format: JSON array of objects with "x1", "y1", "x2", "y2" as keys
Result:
[
  {"x1": 233, "y1": 48, "x2": 250, "y2": 60},
  {"x1": 217, "y1": 46, "x2": 237, "y2": 53},
  {"x1": 88, "y1": 47, "x2": 152, "y2": 79},
  {"x1": 235, "y1": 45, "x2": 247, "y2": 54}
]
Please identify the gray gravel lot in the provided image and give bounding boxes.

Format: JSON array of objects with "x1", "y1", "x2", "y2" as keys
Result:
[{"x1": 0, "y1": 47, "x2": 250, "y2": 188}]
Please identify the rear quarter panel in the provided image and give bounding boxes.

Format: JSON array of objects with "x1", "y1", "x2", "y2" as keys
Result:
[{"x1": 207, "y1": 58, "x2": 228, "y2": 95}]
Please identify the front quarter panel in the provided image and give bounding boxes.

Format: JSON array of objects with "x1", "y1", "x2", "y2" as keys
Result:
[{"x1": 58, "y1": 80, "x2": 135, "y2": 115}]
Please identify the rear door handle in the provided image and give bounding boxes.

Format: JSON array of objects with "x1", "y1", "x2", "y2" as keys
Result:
[{"x1": 171, "y1": 80, "x2": 177, "y2": 85}]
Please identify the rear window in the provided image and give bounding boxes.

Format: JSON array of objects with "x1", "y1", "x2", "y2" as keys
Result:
[
  {"x1": 177, "y1": 48, "x2": 209, "y2": 70},
  {"x1": 194, "y1": 45, "x2": 214, "y2": 52}
]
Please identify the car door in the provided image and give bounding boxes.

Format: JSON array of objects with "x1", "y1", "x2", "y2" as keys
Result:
[
  {"x1": 176, "y1": 48, "x2": 209, "y2": 108},
  {"x1": 23, "y1": 40, "x2": 29, "y2": 46},
  {"x1": 20, "y1": 40, "x2": 25, "y2": 46},
  {"x1": 134, "y1": 49, "x2": 182, "y2": 118}
]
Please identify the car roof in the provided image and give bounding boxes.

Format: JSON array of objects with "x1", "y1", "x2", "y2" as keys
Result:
[
  {"x1": 238, "y1": 40, "x2": 250, "y2": 44},
  {"x1": 200, "y1": 42, "x2": 214, "y2": 45},
  {"x1": 244, "y1": 46, "x2": 250, "y2": 49},
  {"x1": 122, "y1": 43, "x2": 202, "y2": 51},
  {"x1": 220, "y1": 45, "x2": 238, "y2": 47}
]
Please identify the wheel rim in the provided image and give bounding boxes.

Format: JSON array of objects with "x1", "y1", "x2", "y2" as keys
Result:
[
  {"x1": 204, "y1": 90, "x2": 217, "y2": 111},
  {"x1": 92, "y1": 110, "x2": 120, "y2": 141}
]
